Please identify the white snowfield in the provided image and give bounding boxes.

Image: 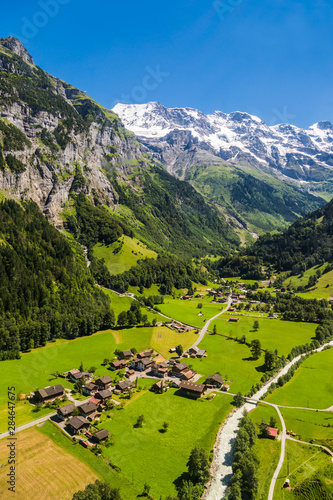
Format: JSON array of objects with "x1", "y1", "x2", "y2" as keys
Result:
[{"x1": 113, "y1": 101, "x2": 333, "y2": 176}]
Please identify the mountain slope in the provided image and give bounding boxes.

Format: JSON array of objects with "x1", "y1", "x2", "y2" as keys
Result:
[
  {"x1": 0, "y1": 37, "x2": 239, "y2": 258},
  {"x1": 113, "y1": 102, "x2": 329, "y2": 233}
]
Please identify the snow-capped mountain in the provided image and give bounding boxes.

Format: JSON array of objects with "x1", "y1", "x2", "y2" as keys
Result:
[{"x1": 113, "y1": 102, "x2": 333, "y2": 188}]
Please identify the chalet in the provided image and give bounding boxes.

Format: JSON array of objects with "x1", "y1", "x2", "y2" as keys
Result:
[
  {"x1": 93, "y1": 429, "x2": 110, "y2": 443},
  {"x1": 94, "y1": 376, "x2": 112, "y2": 390},
  {"x1": 132, "y1": 357, "x2": 155, "y2": 372},
  {"x1": 195, "y1": 294, "x2": 204, "y2": 299},
  {"x1": 151, "y1": 362, "x2": 169, "y2": 378},
  {"x1": 79, "y1": 401, "x2": 98, "y2": 417},
  {"x1": 137, "y1": 349, "x2": 153, "y2": 359},
  {"x1": 266, "y1": 427, "x2": 279, "y2": 439},
  {"x1": 82, "y1": 382, "x2": 98, "y2": 396},
  {"x1": 189, "y1": 346, "x2": 206, "y2": 358},
  {"x1": 229, "y1": 317, "x2": 239, "y2": 323},
  {"x1": 179, "y1": 381, "x2": 207, "y2": 399},
  {"x1": 125, "y1": 369, "x2": 135, "y2": 378},
  {"x1": 68, "y1": 369, "x2": 90, "y2": 383},
  {"x1": 120, "y1": 350, "x2": 133, "y2": 360},
  {"x1": 95, "y1": 389, "x2": 112, "y2": 401},
  {"x1": 57, "y1": 403, "x2": 75, "y2": 420},
  {"x1": 151, "y1": 380, "x2": 164, "y2": 393},
  {"x1": 67, "y1": 416, "x2": 90, "y2": 435},
  {"x1": 180, "y1": 369, "x2": 196, "y2": 381},
  {"x1": 116, "y1": 380, "x2": 133, "y2": 393},
  {"x1": 172, "y1": 362, "x2": 189, "y2": 377},
  {"x1": 110, "y1": 360, "x2": 127, "y2": 370},
  {"x1": 35, "y1": 384, "x2": 64, "y2": 403},
  {"x1": 205, "y1": 374, "x2": 224, "y2": 388}
]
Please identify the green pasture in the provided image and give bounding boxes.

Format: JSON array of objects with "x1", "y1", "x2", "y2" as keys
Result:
[
  {"x1": 281, "y1": 408, "x2": 333, "y2": 444},
  {"x1": 38, "y1": 421, "x2": 140, "y2": 499},
  {"x1": 97, "y1": 388, "x2": 232, "y2": 499},
  {"x1": 286, "y1": 265, "x2": 333, "y2": 299},
  {"x1": 93, "y1": 235, "x2": 156, "y2": 275},
  {"x1": 210, "y1": 316, "x2": 316, "y2": 355},
  {"x1": 267, "y1": 348, "x2": 333, "y2": 409},
  {"x1": 158, "y1": 296, "x2": 224, "y2": 327}
]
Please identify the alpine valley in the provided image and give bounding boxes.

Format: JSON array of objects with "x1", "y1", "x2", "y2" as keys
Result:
[{"x1": 1, "y1": 36, "x2": 333, "y2": 500}]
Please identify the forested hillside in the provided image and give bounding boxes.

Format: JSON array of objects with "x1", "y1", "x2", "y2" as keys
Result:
[
  {"x1": 0, "y1": 199, "x2": 114, "y2": 360},
  {"x1": 248, "y1": 198, "x2": 333, "y2": 273}
]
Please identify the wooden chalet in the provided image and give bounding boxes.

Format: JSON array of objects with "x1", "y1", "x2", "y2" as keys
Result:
[
  {"x1": 93, "y1": 429, "x2": 110, "y2": 443},
  {"x1": 35, "y1": 384, "x2": 64, "y2": 403},
  {"x1": 78, "y1": 401, "x2": 98, "y2": 417},
  {"x1": 179, "y1": 381, "x2": 207, "y2": 399},
  {"x1": 205, "y1": 374, "x2": 224, "y2": 388},
  {"x1": 119, "y1": 350, "x2": 133, "y2": 360},
  {"x1": 57, "y1": 403, "x2": 75, "y2": 420},
  {"x1": 67, "y1": 416, "x2": 90, "y2": 435},
  {"x1": 110, "y1": 360, "x2": 127, "y2": 370},
  {"x1": 94, "y1": 376, "x2": 113, "y2": 390},
  {"x1": 116, "y1": 380, "x2": 133, "y2": 393}
]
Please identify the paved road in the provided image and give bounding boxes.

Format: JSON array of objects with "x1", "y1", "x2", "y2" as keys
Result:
[
  {"x1": 286, "y1": 436, "x2": 333, "y2": 458},
  {"x1": 190, "y1": 296, "x2": 232, "y2": 350},
  {"x1": 267, "y1": 405, "x2": 287, "y2": 500}
]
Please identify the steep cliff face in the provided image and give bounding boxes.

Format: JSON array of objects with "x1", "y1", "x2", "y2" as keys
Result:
[
  {"x1": 0, "y1": 37, "x2": 239, "y2": 256},
  {"x1": 0, "y1": 37, "x2": 144, "y2": 224}
]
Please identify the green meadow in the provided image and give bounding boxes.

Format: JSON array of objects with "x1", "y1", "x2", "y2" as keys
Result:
[
  {"x1": 97, "y1": 388, "x2": 232, "y2": 499},
  {"x1": 158, "y1": 296, "x2": 224, "y2": 327},
  {"x1": 267, "y1": 348, "x2": 333, "y2": 409},
  {"x1": 274, "y1": 440, "x2": 333, "y2": 500},
  {"x1": 210, "y1": 316, "x2": 316, "y2": 355},
  {"x1": 285, "y1": 264, "x2": 333, "y2": 299},
  {"x1": 280, "y1": 407, "x2": 333, "y2": 444},
  {"x1": 38, "y1": 421, "x2": 141, "y2": 499},
  {"x1": 93, "y1": 235, "x2": 157, "y2": 275},
  {"x1": 188, "y1": 334, "x2": 264, "y2": 393}
]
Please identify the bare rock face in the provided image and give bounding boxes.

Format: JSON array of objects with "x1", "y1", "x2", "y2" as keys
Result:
[
  {"x1": 0, "y1": 36, "x2": 34, "y2": 64},
  {"x1": 0, "y1": 39, "x2": 145, "y2": 224}
]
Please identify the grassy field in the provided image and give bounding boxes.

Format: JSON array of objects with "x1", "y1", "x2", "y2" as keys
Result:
[
  {"x1": 267, "y1": 348, "x2": 333, "y2": 409},
  {"x1": 158, "y1": 296, "x2": 224, "y2": 327},
  {"x1": 97, "y1": 388, "x2": 232, "y2": 498},
  {"x1": 274, "y1": 439, "x2": 333, "y2": 500},
  {"x1": 188, "y1": 334, "x2": 264, "y2": 393},
  {"x1": 0, "y1": 324, "x2": 187, "y2": 432},
  {"x1": 248, "y1": 405, "x2": 281, "y2": 500},
  {"x1": 93, "y1": 235, "x2": 156, "y2": 275},
  {"x1": 38, "y1": 421, "x2": 141, "y2": 499},
  {"x1": 285, "y1": 264, "x2": 333, "y2": 299},
  {"x1": 280, "y1": 408, "x2": 333, "y2": 444},
  {"x1": 210, "y1": 316, "x2": 316, "y2": 355},
  {"x1": 102, "y1": 288, "x2": 165, "y2": 324},
  {"x1": 150, "y1": 326, "x2": 197, "y2": 359},
  {"x1": 0, "y1": 427, "x2": 98, "y2": 500}
]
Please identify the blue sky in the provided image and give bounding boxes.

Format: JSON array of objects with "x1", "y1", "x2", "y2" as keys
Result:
[{"x1": 1, "y1": 0, "x2": 333, "y2": 128}]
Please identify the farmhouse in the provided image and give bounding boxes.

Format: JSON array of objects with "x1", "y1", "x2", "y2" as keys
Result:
[
  {"x1": 137, "y1": 349, "x2": 153, "y2": 359},
  {"x1": 125, "y1": 369, "x2": 135, "y2": 378},
  {"x1": 57, "y1": 403, "x2": 75, "y2": 420},
  {"x1": 110, "y1": 360, "x2": 127, "y2": 370},
  {"x1": 205, "y1": 374, "x2": 224, "y2": 388},
  {"x1": 132, "y1": 357, "x2": 155, "y2": 372},
  {"x1": 229, "y1": 317, "x2": 239, "y2": 323},
  {"x1": 93, "y1": 429, "x2": 110, "y2": 443},
  {"x1": 35, "y1": 384, "x2": 64, "y2": 403},
  {"x1": 79, "y1": 401, "x2": 98, "y2": 417},
  {"x1": 179, "y1": 381, "x2": 207, "y2": 398},
  {"x1": 151, "y1": 362, "x2": 169, "y2": 378},
  {"x1": 82, "y1": 382, "x2": 98, "y2": 396},
  {"x1": 151, "y1": 380, "x2": 164, "y2": 393},
  {"x1": 95, "y1": 389, "x2": 112, "y2": 401},
  {"x1": 189, "y1": 346, "x2": 206, "y2": 358},
  {"x1": 120, "y1": 350, "x2": 133, "y2": 359},
  {"x1": 180, "y1": 369, "x2": 196, "y2": 381},
  {"x1": 172, "y1": 362, "x2": 189, "y2": 377},
  {"x1": 116, "y1": 380, "x2": 133, "y2": 392},
  {"x1": 95, "y1": 376, "x2": 113, "y2": 390},
  {"x1": 67, "y1": 415, "x2": 90, "y2": 434},
  {"x1": 67, "y1": 369, "x2": 90, "y2": 383},
  {"x1": 266, "y1": 427, "x2": 279, "y2": 439}
]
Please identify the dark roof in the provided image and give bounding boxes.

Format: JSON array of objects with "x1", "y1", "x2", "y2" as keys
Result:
[
  {"x1": 206, "y1": 374, "x2": 224, "y2": 384},
  {"x1": 67, "y1": 416, "x2": 90, "y2": 430},
  {"x1": 93, "y1": 429, "x2": 110, "y2": 441},
  {"x1": 173, "y1": 362, "x2": 188, "y2": 371},
  {"x1": 36, "y1": 384, "x2": 64, "y2": 399},
  {"x1": 140, "y1": 357, "x2": 154, "y2": 366},
  {"x1": 84, "y1": 382, "x2": 98, "y2": 391},
  {"x1": 122, "y1": 350, "x2": 133, "y2": 357},
  {"x1": 95, "y1": 390, "x2": 112, "y2": 400},
  {"x1": 79, "y1": 401, "x2": 98, "y2": 414},
  {"x1": 57, "y1": 403, "x2": 75, "y2": 416},
  {"x1": 179, "y1": 381, "x2": 206, "y2": 393},
  {"x1": 95, "y1": 376, "x2": 112, "y2": 385},
  {"x1": 117, "y1": 380, "x2": 133, "y2": 391}
]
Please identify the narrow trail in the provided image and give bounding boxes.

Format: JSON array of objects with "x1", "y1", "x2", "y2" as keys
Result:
[{"x1": 205, "y1": 340, "x2": 333, "y2": 500}]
